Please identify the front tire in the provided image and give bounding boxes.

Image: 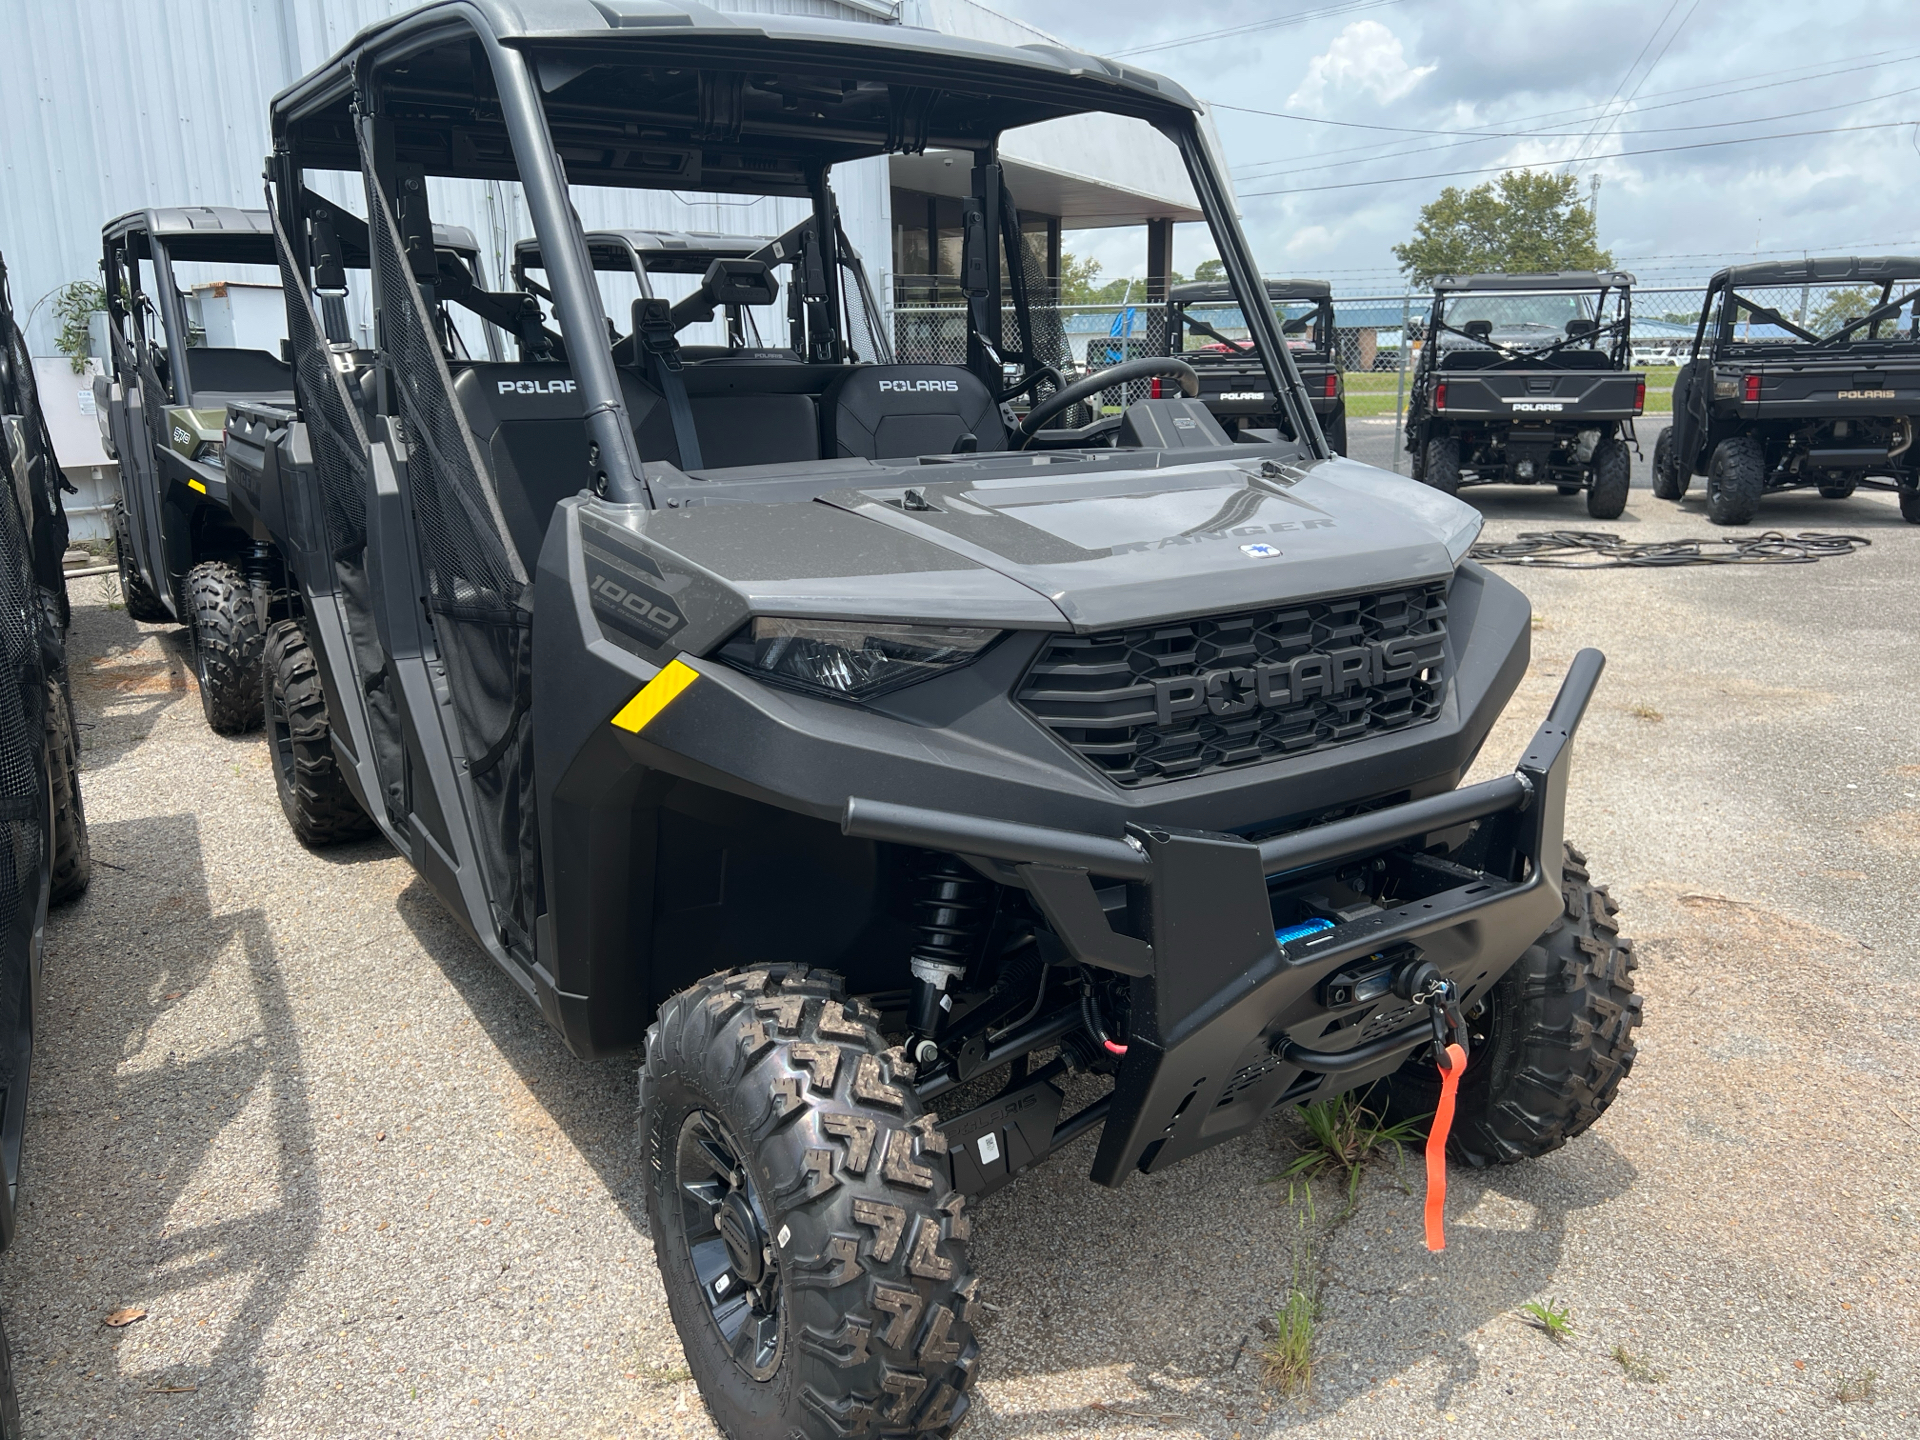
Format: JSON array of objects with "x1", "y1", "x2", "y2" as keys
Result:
[
  {"x1": 1706, "y1": 434, "x2": 1767, "y2": 526},
  {"x1": 1585, "y1": 436, "x2": 1631, "y2": 519},
  {"x1": 1421, "y1": 436, "x2": 1461, "y2": 495},
  {"x1": 45, "y1": 673, "x2": 89, "y2": 906},
  {"x1": 1379, "y1": 843, "x2": 1642, "y2": 1165},
  {"x1": 1650, "y1": 426, "x2": 1688, "y2": 500},
  {"x1": 185, "y1": 561, "x2": 263, "y2": 734},
  {"x1": 264, "y1": 621, "x2": 374, "y2": 846},
  {"x1": 111, "y1": 504, "x2": 171, "y2": 623},
  {"x1": 643, "y1": 965, "x2": 979, "y2": 1440}
]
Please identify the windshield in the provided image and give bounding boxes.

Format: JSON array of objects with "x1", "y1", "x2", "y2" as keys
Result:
[
  {"x1": 1717, "y1": 276, "x2": 1920, "y2": 351},
  {"x1": 1430, "y1": 286, "x2": 1629, "y2": 360},
  {"x1": 1175, "y1": 298, "x2": 1326, "y2": 355}
]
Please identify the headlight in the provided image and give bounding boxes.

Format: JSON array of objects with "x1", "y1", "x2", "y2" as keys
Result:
[
  {"x1": 717, "y1": 618, "x2": 1002, "y2": 700},
  {"x1": 193, "y1": 439, "x2": 225, "y2": 467}
]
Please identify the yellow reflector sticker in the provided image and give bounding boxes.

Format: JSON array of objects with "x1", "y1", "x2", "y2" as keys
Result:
[
  {"x1": 611, "y1": 658, "x2": 699, "y2": 733},
  {"x1": 187, "y1": 478, "x2": 207, "y2": 494}
]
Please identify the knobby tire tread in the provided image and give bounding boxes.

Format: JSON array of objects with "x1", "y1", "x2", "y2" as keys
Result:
[
  {"x1": 1379, "y1": 843, "x2": 1643, "y2": 1166},
  {"x1": 186, "y1": 561, "x2": 263, "y2": 734},
  {"x1": 264, "y1": 621, "x2": 375, "y2": 847},
  {"x1": 643, "y1": 964, "x2": 980, "y2": 1440}
]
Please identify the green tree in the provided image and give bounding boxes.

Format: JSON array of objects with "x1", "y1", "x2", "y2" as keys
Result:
[
  {"x1": 53, "y1": 280, "x2": 107, "y2": 374},
  {"x1": 1393, "y1": 170, "x2": 1612, "y2": 287},
  {"x1": 1804, "y1": 286, "x2": 1878, "y2": 336},
  {"x1": 1059, "y1": 251, "x2": 1107, "y2": 304},
  {"x1": 1191, "y1": 258, "x2": 1225, "y2": 283}
]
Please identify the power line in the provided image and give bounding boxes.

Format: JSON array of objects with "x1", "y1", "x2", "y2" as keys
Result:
[
  {"x1": 1226, "y1": 44, "x2": 1920, "y2": 177},
  {"x1": 1227, "y1": 83, "x2": 1920, "y2": 183},
  {"x1": 1111, "y1": 0, "x2": 1408, "y2": 58},
  {"x1": 1572, "y1": 0, "x2": 1688, "y2": 164},
  {"x1": 1238, "y1": 121, "x2": 1919, "y2": 198}
]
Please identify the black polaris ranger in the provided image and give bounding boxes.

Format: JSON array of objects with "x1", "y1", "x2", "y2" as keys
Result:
[
  {"x1": 225, "y1": 6, "x2": 1641, "y2": 1435},
  {"x1": 1, "y1": 243, "x2": 94, "y2": 1432},
  {"x1": 97, "y1": 206, "x2": 494, "y2": 731},
  {"x1": 1407, "y1": 272, "x2": 1643, "y2": 518},
  {"x1": 1165, "y1": 279, "x2": 1346, "y2": 453},
  {"x1": 1653, "y1": 256, "x2": 1920, "y2": 524}
]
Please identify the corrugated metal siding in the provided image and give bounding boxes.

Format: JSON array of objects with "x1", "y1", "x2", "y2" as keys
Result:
[{"x1": 0, "y1": 0, "x2": 893, "y2": 355}]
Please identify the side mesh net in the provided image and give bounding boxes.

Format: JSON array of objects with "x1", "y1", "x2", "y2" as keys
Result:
[
  {"x1": 357, "y1": 134, "x2": 540, "y2": 944},
  {"x1": 269, "y1": 193, "x2": 411, "y2": 824},
  {"x1": 0, "y1": 273, "x2": 49, "y2": 1094}
]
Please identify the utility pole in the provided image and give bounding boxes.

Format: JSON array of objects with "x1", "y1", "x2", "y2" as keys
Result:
[{"x1": 1589, "y1": 174, "x2": 1602, "y2": 239}]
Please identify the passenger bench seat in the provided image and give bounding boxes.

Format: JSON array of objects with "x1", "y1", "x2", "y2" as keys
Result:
[{"x1": 823, "y1": 365, "x2": 1006, "y2": 459}]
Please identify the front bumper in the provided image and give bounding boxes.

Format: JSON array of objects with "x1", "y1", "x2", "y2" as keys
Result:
[{"x1": 847, "y1": 649, "x2": 1604, "y2": 1186}]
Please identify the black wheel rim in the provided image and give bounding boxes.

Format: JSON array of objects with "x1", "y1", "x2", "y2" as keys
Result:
[{"x1": 673, "y1": 1109, "x2": 784, "y2": 1381}]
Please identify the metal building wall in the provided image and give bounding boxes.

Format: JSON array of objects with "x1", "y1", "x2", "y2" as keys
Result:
[{"x1": 0, "y1": 0, "x2": 899, "y2": 356}]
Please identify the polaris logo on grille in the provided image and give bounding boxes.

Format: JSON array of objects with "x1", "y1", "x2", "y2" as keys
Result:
[
  {"x1": 1151, "y1": 632, "x2": 1446, "y2": 725},
  {"x1": 878, "y1": 379, "x2": 960, "y2": 393},
  {"x1": 1510, "y1": 401, "x2": 1564, "y2": 412},
  {"x1": 499, "y1": 378, "x2": 577, "y2": 395}
]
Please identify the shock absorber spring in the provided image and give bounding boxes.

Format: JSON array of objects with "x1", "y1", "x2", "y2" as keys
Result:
[
  {"x1": 907, "y1": 854, "x2": 991, "y2": 1047},
  {"x1": 243, "y1": 542, "x2": 275, "y2": 628}
]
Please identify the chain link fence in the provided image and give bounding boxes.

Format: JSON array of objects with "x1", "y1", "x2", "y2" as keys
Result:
[{"x1": 892, "y1": 288, "x2": 1713, "y2": 467}]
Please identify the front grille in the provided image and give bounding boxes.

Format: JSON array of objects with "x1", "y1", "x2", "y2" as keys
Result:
[{"x1": 1016, "y1": 582, "x2": 1450, "y2": 788}]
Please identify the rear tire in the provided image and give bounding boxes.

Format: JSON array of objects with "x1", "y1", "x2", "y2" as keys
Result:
[
  {"x1": 1421, "y1": 436, "x2": 1461, "y2": 495},
  {"x1": 45, "y1": 673, "x2": 89, "y2": 906},
  {"x1": 185, "y1": 561, "x2": 263, "y2": 734},
  {"x1": 643, "y1": 965, "x2": 979, "y2": 1440},
  {"x1": 264, "y1": 621, "x2": 374, "y2": 846},
  {"x1": 1379, "y1": 843, "x2": 1643, "y2": 1165},
  {"x1": 1902, "y1": 486, "x2": 1920, "y2": 524},
  {"x1": 111, "y1": 504, "x2": 170, "y2": 623},
  {"x1": 1706, "y1": 433, "x2": 1767, "y2": 526},
  {"x1": 1585, "y1": 436, "x2": 1631, "y2": 519},
  {"x1": 1650, "y1": 426, "x2": 1688, "y2": 500}
]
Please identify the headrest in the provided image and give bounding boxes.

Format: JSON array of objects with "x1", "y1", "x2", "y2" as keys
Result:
[
  {"x1": 1564, "y1": 317, "x2": 1597, "y2": 337},
  {"x1": 1462, "y1": 319, "x2": 1493, "y2": 340},
  {"x1": 667, "y1": 258, "x2": 779, "y2": 330}
]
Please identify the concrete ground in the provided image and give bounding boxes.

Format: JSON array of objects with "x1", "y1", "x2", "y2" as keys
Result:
[{"x1": 4, "y1": 458, "x2": 1916, "y2": 1437}]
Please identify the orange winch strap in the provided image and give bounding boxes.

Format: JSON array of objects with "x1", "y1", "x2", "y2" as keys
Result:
[{"x1": 1424, "y1": 1042, "x2": 1468, "y2": 1252}]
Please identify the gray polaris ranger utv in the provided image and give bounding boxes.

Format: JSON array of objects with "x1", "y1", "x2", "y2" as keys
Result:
[
  {"x1": 97, "y1": 206, "x2": 493, "y2": 731},
  {"x1": 1164, "y1": 279, "x2": 1346, "y2": 453},
  {"x1": 1407, "y1": 272, "x2": 1643, "y2": 518},
  {"x1": 1653, "y1": 257, "x2": 1920, "y2": 524},
  {"x1": 224, "y1": 5, "x2": 1641, "y2": 1434}
]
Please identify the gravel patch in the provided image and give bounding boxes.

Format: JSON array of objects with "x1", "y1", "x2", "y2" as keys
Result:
[{"x1": 4, "y1": 479, "x2": 1916, "y2": 1436}]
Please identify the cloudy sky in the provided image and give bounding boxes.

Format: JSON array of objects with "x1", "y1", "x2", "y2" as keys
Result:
[{"x1": 990, "y1": 0, "x2": 1920, "y2": 299}]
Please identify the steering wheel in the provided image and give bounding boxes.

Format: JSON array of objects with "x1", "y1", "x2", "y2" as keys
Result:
[{"x1": 1012, "y1": 356, "x2": 1200, "y2": 449}]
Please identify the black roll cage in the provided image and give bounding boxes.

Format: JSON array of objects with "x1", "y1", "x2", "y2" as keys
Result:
[
  {"x1": 1418, "y1": 281, "x2": 1633, "y2": 383},
  {"x1": 1169, "y1": 285, "x2": 1334, "y2": 358},
  {"x1": 267, "y1": 0, "x2": 1326, "y2": 506},
  {"x1": 1694, "y1": 269, "x2": 1920, "y2": 357}
]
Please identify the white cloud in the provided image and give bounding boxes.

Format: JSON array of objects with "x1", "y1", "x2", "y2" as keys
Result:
[{"x1": 1287, "y1": 19, "x2": 1435, "y2": 110}]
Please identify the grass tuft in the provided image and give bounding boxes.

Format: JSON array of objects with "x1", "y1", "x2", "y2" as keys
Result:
[
  {"x1": 1520, "y1": 1298, "x2": 1575, "y2": 1342},
  {"x1": 1272, "y1": 1095, "x2": 1428, "y2": 1205},
  {"x1": 1263, "y1": 1288, "x2": 1316, "y2": 1395},
  {"x1": 1835, "y1": 1369, "x2": 1880, "y2": 1404},
  {"x1": 1610, "y1": 1344, "x2": 1663, "y2": 1383},
  {"x1": 1628, "y1": 703, "x2": 1663, "y2": 722}
]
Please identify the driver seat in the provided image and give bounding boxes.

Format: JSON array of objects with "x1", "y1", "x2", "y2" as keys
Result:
[{"x1": 822, "y1": 364, "x2": 1007, "y2": 459}]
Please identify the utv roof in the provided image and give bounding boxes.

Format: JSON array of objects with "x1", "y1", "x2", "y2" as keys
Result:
[
  {"x1": 270, "y1": 0, "x2": 1202, "y2": 191},
  {"x1": 104, "y1": 206, "x2": 479, "y2": 264},
  {"x1": 1434, "y1": 271, "x2": 1636, "y2": 292},
  {"x1": 1712, "y1": 255, "x2": 1920, "y2": 287},
  {"x1": 1169, "y1": 280, "x2": 1331, "y2": 303}
]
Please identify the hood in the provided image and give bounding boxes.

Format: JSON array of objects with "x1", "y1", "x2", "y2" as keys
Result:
[{"x1": 819, "y1": 453, "x2": 1481, "y2": 631}]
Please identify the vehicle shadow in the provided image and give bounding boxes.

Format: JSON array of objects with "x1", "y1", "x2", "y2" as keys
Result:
[
  {"x1": 1468, "y1": 483, "x2": 1914, "y2": 529},
  {"x1": 1, "y1": 813, "x2": 321, "y2": 1433},
  {"x1": 389, "y1": 877, "x2": 649, "y2": 1233}
]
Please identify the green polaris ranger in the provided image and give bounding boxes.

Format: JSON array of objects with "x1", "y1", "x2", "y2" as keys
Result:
[{"x1": 97, "y1": 206, "x2": 494, "y2": 732}]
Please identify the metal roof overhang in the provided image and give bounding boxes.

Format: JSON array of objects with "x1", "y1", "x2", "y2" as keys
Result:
[{"x1": 888, "y1": 150, "x2": 1199, "y2": 228}]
